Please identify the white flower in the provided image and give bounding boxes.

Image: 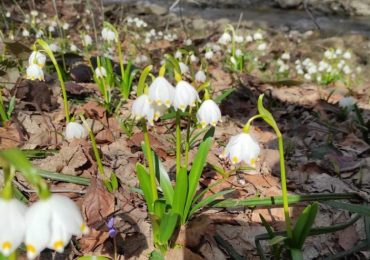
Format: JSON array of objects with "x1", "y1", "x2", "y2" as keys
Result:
[
  {"x1": 83, "y1": 35, "x2": 92, "y2": 46},
  {"x1": 48, "y1": 25, "x2": 55, "y2": 32},
  {"x1": 35, "y1": 30, "x2": 44, "y2": 38},
  {"x1": 318, "y1": 61, "x2": 328, "y2": 71},
  {"x1": 148, "y1": 76, "x2": 175, "y2": 107},
  {"x1": 30, "y1": 10, "x2": 38, "y2": 17},
  {"x1": 196, "y1": 100, "x2": 222, "y2": 128},
  {"x1": 235, "y1": 49, "x2": 243, "y2": 57},
  {"x1": 25, "y1": 195, "x2": 88, "y2": 259},
  {"x1": 173, "y1": 81, "x2": 199, "y2": 112},
  {"x1": 304, "y1": 73, "x2": 312, "y2": 81},
  {"x1": 22, "y1": 29, "x2": 30, "y2": 37},
  {"x1": 29, "y1": 51, "x2": 46, "y2": 68},
  {"x1": 62, "y1": 23, "x2": 69, "y2": 30},
  {"x1": 179, "y1": 62, "x2": 189, "y2": 75},
  {"x1": 230, "y1": 56, "x2": 237, "y2": 65},
  {"x1": 195, "y1": 70, "x2": 207, "y2": 83},
  {"x1": 343, "y1": 51, "x2": 351, "y2": 59},
  {"x1": 0, "y1": 198, "x2": 27, "y2": 256},
  {"x1": 218, "y1": 32, "x2": 232, "y2": 45},
  {"x1": 101, "y1": 27, "x2": 116, "y2": 42},
  {"x1": 324, "y1": 50, "x2": 334, "y2": 59},
  {"x1": 235, "y1": 35, "x2": 244, "y2": 43},
  {"x1": 190, "y1": 54, "x2": 199, "y2": 63},
  {"x1": 281, "y1": 52, "x2": 290, "y2": 60},
  {"x1": 70, "y1": 44, "x2": 77, "y2": 52},
  {"x1": 343, "y1": 65, "x2": 351, "y2": 74},
  {"x1": 175, "y1": 51, "x2": 182, "y2": 59},
  {"x1": 205, "y1": 50, "x2": 214, "y2": 60},
  {"x1": 26, "y1": 64, "x2": 44, "y2": 81},
  {"x1": 245, "y1": 35, "x2": 253, "y2": 42},
  {"x1": 65, "y1": 122, "x2": 87, "y2": 140},
  {"x1": 5, "y1": 11, "x2": 11, "y2": 18},
  {"x1": 253, "y1": 32, "x2": 263, "y2": 40},
  {"x1": 212, "y1": 44, "x2": 221, "y2": 52},
  {"x1": 257, "y1": 42, "x2": 267, "y2": 51},
  {"x1": 338, "y1": 96, "x2": 356, "y2": 109},
  {"x1": 95, "y1": 67, "x2": 107, "y2": 78},
  {"x1": 131, "y1": 94, "x2": 153, "y2": 121},
  {"x1": 222, "y1": 133, "x2": 260, "y2": 165},
  {"x1": 184, "y1": 39, "x2": 192, "y2": 46},
  {"x1": 50, "y1": 43, "x2": 60, "y2": 52},
  {"x1": 335, "y1": 48, "x2": 343, "y2": 55}
]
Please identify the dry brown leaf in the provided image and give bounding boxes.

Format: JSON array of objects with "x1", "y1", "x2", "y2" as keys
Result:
[
  {"x1": 82, "y1": 178, "x2": 115, "y2": 226},
  {"x1": 79, "y1": 227, "x2": 109, "y2": 253}
]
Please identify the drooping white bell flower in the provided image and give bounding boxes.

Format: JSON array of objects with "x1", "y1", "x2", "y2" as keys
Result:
[
  {"x1": 148, "y1": 76, "x2": 175, "y2": 108},
  {"x1": 221, "y1": 133, "x2": 260, "y2": 166},
  {"x1": 83, "y1": 35, "x2": 93, "y2": 46},
  {"x1": 343, "y1": 51, "x2": 351, "y2": 59},
  {"x1": 22, "y1": 29, "x2": 30, "y2": 37},
  {"x1": 196, "y1": 100, "x2": 222, "y2": 128},
  {"x1": 26, "y1": 64, "x2": 44, "y2": 81},
  {"x1": 62, "y1": 23, "x2": 70, "y2": 30},
  {"x1": 173, "y1": 81, "x2": 199, "y2": 112},
  {"x1": 65, "y1": 122, "x2": 88, "y2": 140},
  {"x1": 179, "y1": 62, "x2": 189, "y2": 75},
  {"x1": 338, "y1": 96, "x2": 356, "y2": 109},
  {"x1": 70, "y1": 44, "x2": 78, "y2": 52},
  {"x1": 253, "y1": 32, "x2": 263, "y2": 41},
  {"x1": 131, "y1": 94, "x2": 153, "y2": 121},
  {"x1": 95, "y1": 67, "x2": 107, "y2": 78},
  {"x1": 25, "y1": 194, "x2": 88, "y2": 259},
  {"x1": 29, "y1": 51, "x2": 46, "y2": 68},
  {"x1": 190, "y1": 54, "x2": 199, "y2": 64},
  {"x1": 0, "y1": 198, "x2": 27, "y2": 256},
  {"x1": 205, "y1": 50, "x2": 214, "y2": 60},
  {"x1": 195, "y1": 70, "x2": 207, "y2": 83},
  {"x1": 218, "y1": 32, "x2": 232, "y2": 45},
  {"x1": 101, "y1": 27, "x2": 116, "y2": 42}
]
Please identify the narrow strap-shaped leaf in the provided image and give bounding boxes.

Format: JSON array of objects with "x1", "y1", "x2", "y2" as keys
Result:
[
  {"x1": 158, "y1": 212, "x2": 179, "y2": 244},
  {"x1": 137, "y1": 65, "x2": 153, "y2": 96},
  {"x1": 142, "y1": 143, "x2": 174, "y2": 205},
  {"x1": 189, "y1": 189, "x2": 233, "y2": 217},
  {"x1": 214, "y1": 88, "x2": 235, "y2": 104},
  {"x1": 154, "y1": 199, "x2": 167, "y2": 219},
  {"x1": 268, "y1": 235, "x2": 287, "y2": 246},
  {"x1": 183, "y1": 137, "x2": 213, "y2": 221},
  {"x1": 291, "y1": 203, "x2": 318, "y2": 249},
  {"x1": 136, "y1": 163, "x2": 154, "y2": 212},
  {"x1": 172, "y1": 167, "x2": 188, "y2": 219},
  {"x1": 324, "y1": 201, "x2": 370, "y2": 217}
]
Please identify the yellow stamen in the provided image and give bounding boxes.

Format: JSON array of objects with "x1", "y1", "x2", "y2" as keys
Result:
[
  {"x1": 2, "y1": 241, "x2": 12, "y2": 250},
  {"x1": 81, "y1": 223, "x2": 88, "y2": 233},
  {"x1": 232, "y1": 156, "x2": 239, "y2": 164},
  {"x1": 165, "y1": 100, "x2": 171, "y2": 107},
  {"x1": 250, "y1": 158, "x2": 256, "y2": 166},
  {"x1": 26, "y1": 244, "x2": 36, "y2": 254},
  {"x1": 53, "y1": 240, "x2": 64, "y2": 250}
]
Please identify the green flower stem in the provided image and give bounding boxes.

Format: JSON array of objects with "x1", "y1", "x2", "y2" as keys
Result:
[
  {"x1": 1, "y1": 165, "x2": 14, "y2": 200},
  {"x1": 275, "y1": 127, "x2": 293, "y2": 239},
  {"x1": 175, "y1": 110, "x2": 182, "y2": 175},
  {"x1": 226, "y1": 25, "x2": 236, "y2": 58},
  {"x1": 242, "y1": 114, "x2": 263, "y2": 133},
  {"x1": 116, "y1": 38, "x2": 126, "y2": 98},
  {"x1": 37, "y1": 39, "x2": 70, "y2": 123},
  {"x1": 184, "y1": 108, "x2": 192, "y2": 170},
  {"x1": 143, "y1": 123, "x2": 158, "y2": 202},
  {"x1": 80, "y1": 115, "x2": 105, "y2": 177},
  {"x1": 0, "y1": 88, "x2": 9, "y2": 124}
]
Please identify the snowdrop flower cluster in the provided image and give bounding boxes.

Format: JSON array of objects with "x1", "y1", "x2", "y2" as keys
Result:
[
  {"x1": 127, "y1": 17, "x2": 148, "y2": 28},
  {"x1": 102, "y1": 27, "x2": 116, "y2": 42},
  {"x1": 0, "y1": 195, "x2": 88, "y2": 259},
  {"x1": 65, "y1": 122, "x2": 88, "y2": 140},
  {"x1": 144, "y1": 29, "x2": 178, "y2": 44},
  {"x1": 276, "y1": 59, "x2": 289, "y2": 74},
  {"x1": 221, "y1": 133, "x2": 260, "y2": 166},
  {"x1": 26, "y1": 51, "x2": 46, "y2": 81},
  {"x1": 134, "y1": 54, "x2": 149, "y2": 65}
]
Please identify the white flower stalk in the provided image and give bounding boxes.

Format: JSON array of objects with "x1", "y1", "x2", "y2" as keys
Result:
[
  {"x1": 173, "y1": 81, "x2": 199, "y2": 112},
  {"x1": 65, "y1": 122, "x2": 88, "y2": 140},
  {"x1": 338, "y1": 96, "x2": 356, "y2": 109},
  {"x1": 83, "y1": 35, "x2": 93, "y2": 47},
  {"x1": 148, "y1": 76, "x2": 175, "y2": 108},
  {"x1": 221, "y1": 133, "x2": 260, "y2": 165},
  {"x1": 0, "y1": 199, "x2": 27, "y2": 256},
  {"x1": 101, "y1": 27, "x2": 116, "y2": 42},
  {"x1": 195, "y1": 70, "x2": 207, "y2": 83},
  {"x1": 29, "y1": 51, "x2": 46, "y2": 68},
  {"x1": 95, "y1": 67, "x2": 107, "y2": 78},
  {"x1": 26, "y1": 64, "x2": 44, "y2": 81},
  {"x1": 196, "y1": 100, "x2": 222, "y2": 128},
  {"x1": 25, "y1": 195, "x2": 88, "y2": 259},
  {"x1": 218, "y1": 32, "x2": 232, "y2": 45}
]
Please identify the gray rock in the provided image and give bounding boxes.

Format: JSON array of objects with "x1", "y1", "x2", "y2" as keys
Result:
[{"x1": 276, "y1": 0, "x2": 302, "y2": 8}]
